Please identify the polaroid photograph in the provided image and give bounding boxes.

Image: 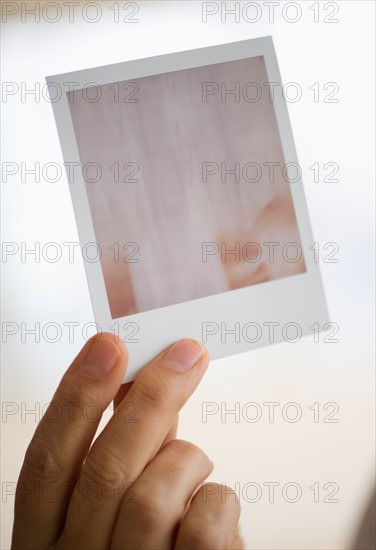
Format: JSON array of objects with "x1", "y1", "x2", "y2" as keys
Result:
[{"x1": 47, "y1": 36, "x2": 329, "y2": 381}]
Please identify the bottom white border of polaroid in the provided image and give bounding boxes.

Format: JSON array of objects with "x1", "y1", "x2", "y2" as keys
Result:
[{"x1": 88, "y1": 269, "x2": 329, "y2": 382}]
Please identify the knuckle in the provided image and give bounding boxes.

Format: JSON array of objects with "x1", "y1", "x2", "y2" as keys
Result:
[
  {"x1": 166, "y1": 438, "x2": 198, "y2": 455},
  {"x1": 223, "y1": 485, "x2": 240, "y2": 504},
  {"x1": 183, "y1": 519, "x2": 226, "y2": 549},
  {"x1": 23, "y1": 433, "x2": 62, "y2": 483},
  {"x1": 133, "y1": 371, "x2": 174, "y2": 414},
  {"x1": 201, "y1": 483, "x2": 241, "y2": 510},
  {"x1": 81, "y1": 448, "x2": 129, "y2": 497},
  {"x1": 126, "y1": 483, "x2": 170, "y2": 529},
  {"x1": 58, "y1": 376, "x2": 103, "y2": 420},
  {"x1": 166, "y1": 439, "x2": 211, "y2": 467}
]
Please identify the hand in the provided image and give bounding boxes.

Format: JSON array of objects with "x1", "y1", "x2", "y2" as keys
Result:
[{"x1": 12, "y1": 334, "x2": 242, "y2": 549}]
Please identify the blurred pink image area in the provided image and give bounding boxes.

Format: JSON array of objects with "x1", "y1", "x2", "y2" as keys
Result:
[{"x1": 68, "y1": 56, "x2": 306, "y2": 319}]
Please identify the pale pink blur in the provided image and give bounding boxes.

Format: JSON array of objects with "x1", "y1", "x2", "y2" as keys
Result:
[{"x1": 68, "y1": 56, "x2": 306, "y2": 318}]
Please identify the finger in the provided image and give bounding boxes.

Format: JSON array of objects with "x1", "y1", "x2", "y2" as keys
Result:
[
  {"x1": 111, "y1": 440, "x2": 213, "y2": 549},
  {"x1": 230, "y1": 527, "x2": 244, "y2": 550},
  {"x1": 12, "y1": 333, "x2": 128, "y2": 550},
  {"x1": 60, "y1": 339, "x2": 209, "y2": 550},
  {"x1": 175, "y1": 483, "x2": 241, "y2": 550},
  {"x1": 114, "y1": 387, "x2": 178, "y2": 445},
  {"x1": 162, "y1": 414, "x2": 178, "y2": 446}
]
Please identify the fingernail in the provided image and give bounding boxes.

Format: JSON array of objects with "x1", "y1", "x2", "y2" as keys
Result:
[
  {"x1": 83, "y1": 338, "x2": 121, "y2": 379},
  {"x1": 163, "y1": 339, "x2": 205, "y2": 372}
]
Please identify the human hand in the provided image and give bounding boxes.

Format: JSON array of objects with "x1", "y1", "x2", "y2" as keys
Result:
[{"x1": 12, "y1": 334, "x2": 242, "y2": 549}]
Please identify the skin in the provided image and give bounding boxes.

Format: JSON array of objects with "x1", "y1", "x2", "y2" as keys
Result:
[{"x1": 12, "y1": 333, "x2": 243, "y2": 550}]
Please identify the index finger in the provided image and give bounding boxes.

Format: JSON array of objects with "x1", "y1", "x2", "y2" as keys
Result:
[{"x1": 12, "y1": 333, "x2": 128, "y2": 550}]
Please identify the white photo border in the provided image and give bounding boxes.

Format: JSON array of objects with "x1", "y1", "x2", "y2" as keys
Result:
[{"x1": 47, "y1": 36, "x2": 329, "y2": 381}]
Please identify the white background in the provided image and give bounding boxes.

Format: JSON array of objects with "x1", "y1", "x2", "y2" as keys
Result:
[{"x1": 1, "y1": 1, "x2": 375, "y2": 549}]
